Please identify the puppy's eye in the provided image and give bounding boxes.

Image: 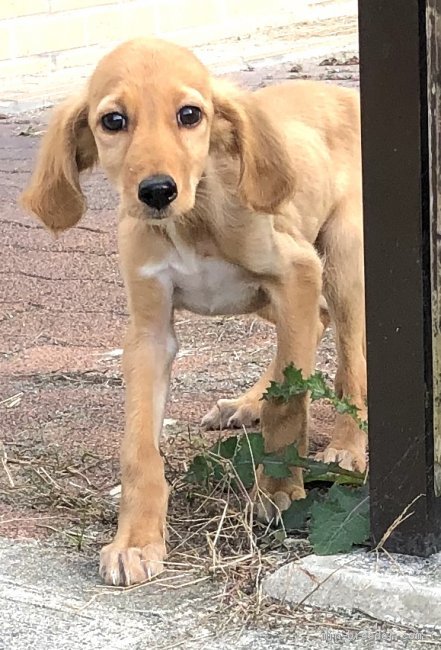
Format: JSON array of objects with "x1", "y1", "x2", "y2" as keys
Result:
[
  {"x1": 177, "y1": 105, "x2": 202, "y2": 127},
  {"x1": 101, "y1": 112, "x2": 127, "y2": 132}
]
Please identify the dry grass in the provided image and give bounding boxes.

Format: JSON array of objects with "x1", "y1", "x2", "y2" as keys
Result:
[
  {"x1": 165, "y1": 463, "x2": 309, "y2": 625},
  {"x1": 0, "y1": 440, "x2": 117, "y2": 548},
  {"x1": 1, "y1": 420, "x2": 313, "y2": 626}
]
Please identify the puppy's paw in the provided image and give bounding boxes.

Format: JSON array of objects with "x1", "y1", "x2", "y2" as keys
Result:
[
  {"x1": 252, "y1": 463, "x2": 306, "y2": 525},
  {"x1": 201, "y1": 398, "x2": 261, "y2": 430},
  {"x1": 255, "y1": 487, "x2": 306, "y2": 524},
  {"x1": 99, "y1": 541, "x2": 166, "y2": 586},
  {"x1": 315, "y1": 445, "x2": 366, "y2": 473}
]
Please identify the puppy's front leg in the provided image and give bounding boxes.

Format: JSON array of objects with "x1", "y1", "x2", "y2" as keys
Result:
[
  {"x1": 100, "y1": 277, "x2": 176, "y2": 586},
  {"x1": 256, "y1": 235, "x2": 322, "y2": 521}
]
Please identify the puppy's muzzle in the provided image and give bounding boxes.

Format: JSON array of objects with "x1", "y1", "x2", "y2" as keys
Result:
[{"x1": 138, "y1": 175, "x2": 178, "y2": 214}]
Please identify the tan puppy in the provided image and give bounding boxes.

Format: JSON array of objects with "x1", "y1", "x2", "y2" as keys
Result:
[{"x1": 22, "y1": 38, "x2": 366, "y2": 586}]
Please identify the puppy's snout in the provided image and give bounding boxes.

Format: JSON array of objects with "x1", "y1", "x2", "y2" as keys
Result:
[{"x1": 138, "y1": 175, "x2": 178, "y2": 211}]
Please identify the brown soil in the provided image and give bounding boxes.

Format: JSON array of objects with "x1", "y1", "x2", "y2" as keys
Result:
[{"x1": 0, "y1": 57, "x2": 359, "y2": 546}]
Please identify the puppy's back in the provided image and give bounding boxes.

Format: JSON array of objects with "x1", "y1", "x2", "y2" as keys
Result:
[{"x1": 254, "y1": 80, "x2": 360, "y2": 153}]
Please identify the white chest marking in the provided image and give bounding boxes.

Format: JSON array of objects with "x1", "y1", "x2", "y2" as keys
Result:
[{"x1": 139, "y1": 244, "x2": 264, "y2": 316}]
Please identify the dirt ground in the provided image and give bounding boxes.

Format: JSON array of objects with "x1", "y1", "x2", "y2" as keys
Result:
[{"x1": 0, "y1": 57, "x2": 359, "y2": 550}]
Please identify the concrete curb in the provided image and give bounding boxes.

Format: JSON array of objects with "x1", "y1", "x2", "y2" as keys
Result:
[{"x1": 263, "y1": 550, "x2": 441, "y2": 629}]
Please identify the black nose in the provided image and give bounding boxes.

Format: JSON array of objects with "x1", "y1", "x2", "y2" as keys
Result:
[{"x1": 138, "y1": 175, "x2": 177, "y2": 210}]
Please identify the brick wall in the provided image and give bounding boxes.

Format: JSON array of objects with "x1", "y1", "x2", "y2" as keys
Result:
[{"x1": 0, "y1": 0, "x2": 298, "y2": 86}]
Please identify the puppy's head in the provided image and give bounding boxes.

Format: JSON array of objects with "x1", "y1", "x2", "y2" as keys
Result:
[{"x1": 21, "y1": 38, "x2": 294, "y2": 232}]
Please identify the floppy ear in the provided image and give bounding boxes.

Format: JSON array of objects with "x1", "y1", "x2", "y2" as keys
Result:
[
  {"x1": 210, "y1": 80, "x2": 296, "y2": 213},
  {"x1": 21, "y1": 93, "x2": 97, "y2": 233}
]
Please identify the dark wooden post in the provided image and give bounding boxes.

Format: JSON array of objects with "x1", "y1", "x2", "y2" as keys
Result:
[{"x1": 358, "y1": 0, "x2": 441, "y2": 554}]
